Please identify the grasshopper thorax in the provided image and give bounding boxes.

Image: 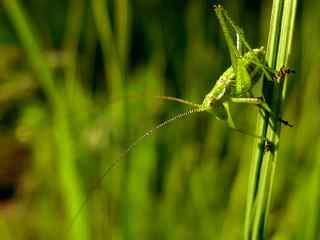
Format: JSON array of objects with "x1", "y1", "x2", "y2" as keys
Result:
[
  {"x1": 199, "y1": 47, "x2": 266, "y2": 121},
  {"x1": 245, "y1": 47, "x2": 265, "y2": 65}
]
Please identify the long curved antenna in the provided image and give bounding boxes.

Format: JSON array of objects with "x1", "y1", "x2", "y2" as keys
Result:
[
  {"x1": 112, "y1": 93, "x2": 269, "y2": 139},
  {"x1": 155, "y1": 96, "x2": 201, "y2": 108},
  {"x1": 67, "y1": 107, "x2": 202, "y2": 232},
  {"x1": 111, "y1": 94, "x2": 201, "y2": 108}
]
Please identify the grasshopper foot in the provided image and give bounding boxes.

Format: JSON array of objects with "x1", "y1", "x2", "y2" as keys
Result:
[
  {"x1": 273, "y1": 66, "x2": 295, "y2": 81},
  {"x1": 256, "y1": 96, "x2": 294, "y2": 128},
  {"x1": 264, "y1": 141, "x2": 274, "y2": 153},
  {"x1": 279, "y1": 118, "x2": 294, "y2": 127}
]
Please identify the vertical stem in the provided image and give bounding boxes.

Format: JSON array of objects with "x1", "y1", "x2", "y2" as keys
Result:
[
  {"x1": 115, "y1": 0, "x2": 131, "y2": 69},
  {"x1": 91, "y1": 0, "x2": 124, "y2": 100},
  {"x1": 114, "y1": 2, "x2": 132, "y2": 239},
  {"x1": 1, "y1": 0, "x2": 57, "y2": 104},
  {"x1": 244, "y1": 0, "x2": 283, "y2": 237},
  {"x1": 63, "y1": 0, "x2": 84, "y2": 104},
  {"x1": 245, "y1": 0, "x2": 297, "y2": 239}
]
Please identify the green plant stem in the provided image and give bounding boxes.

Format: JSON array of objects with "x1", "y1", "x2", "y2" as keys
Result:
[
  {"x1": 115, "y1": 0, "x2": 131, "y2": 69},
  {"x1": 1, "y1": 0, "x2": 57, "y2": 104},
  {"x1": 245, "y1": 0, "x2": 297, "y2": 239},
  {"x1": 63, "y1": 0, "x2": 85, "y2": 104},
  {"x1": 91, "y1": 0, "x2": 128, "y2": 138},
  {"x1": 91, "y1": 0, "x2": 124, "y2": 99},
  {"x1": 244, "y1": 1, "x2": 283, "y2": 237},
  {"x1": 2, "y1": 1, "x2": 89, "y2": 239}
]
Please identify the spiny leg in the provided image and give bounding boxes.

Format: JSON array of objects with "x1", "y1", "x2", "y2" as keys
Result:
[
  {"x1": 214, "y1": 5, "x2": 253, "y2": 55},
  {"x1": 230, "y1": 97, "x2": 293, "y2": 127},
  {"x1": 213, "y1": 4, "x2": 239, "y2": 68},
  {"x1": 223, "y1": 11, "x2": 295, "y2": 83},
  {"x1": 213, "y1": 6, "x2": 256, "y2": 96},
  {"x1": 215, "y1": 5, "x2": 275, "y2": 80},
  {"x1": 219, "y1": 6, "x2": 258, "y2": 60}
]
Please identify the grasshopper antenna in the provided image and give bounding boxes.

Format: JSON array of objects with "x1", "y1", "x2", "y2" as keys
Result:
[
  {"x1": 154, "y1": 96, "x2": 201, "y2": 108},
  {"x1": 111, "y1": 95, "x2": 201, "y2": 108},
  {"x1": 67, "y1": 107, "x2": 202, "y2": 232}
]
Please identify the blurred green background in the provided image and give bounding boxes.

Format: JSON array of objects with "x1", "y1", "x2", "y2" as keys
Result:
[{"x1": 0, "y1": 0, "x2": 319, "y2": 239}]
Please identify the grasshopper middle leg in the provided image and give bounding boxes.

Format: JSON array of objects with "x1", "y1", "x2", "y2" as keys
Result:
[{"x1": 230, "y1": 97, "x2": 293, "y2": 127}]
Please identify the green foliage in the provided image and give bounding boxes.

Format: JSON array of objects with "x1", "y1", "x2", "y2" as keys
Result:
[{"x1": 0, "y1": 0, "x2": 318, "y2": 240}]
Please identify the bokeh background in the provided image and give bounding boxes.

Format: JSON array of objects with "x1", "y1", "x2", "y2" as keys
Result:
[{"x1": 0, "y1": 0, "x2": 319, "y2": 239}]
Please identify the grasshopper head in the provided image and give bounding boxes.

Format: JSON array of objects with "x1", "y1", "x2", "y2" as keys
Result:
[{"x1": 201, "y1": 94, "x2": 228, "y2": 121}]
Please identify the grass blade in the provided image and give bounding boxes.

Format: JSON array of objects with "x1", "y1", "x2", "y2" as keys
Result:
[{"x1": 245, "y1": 0, "x2": 298, "y2": 239}]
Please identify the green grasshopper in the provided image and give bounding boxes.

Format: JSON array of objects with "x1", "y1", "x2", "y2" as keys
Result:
[
  {"x1": 172, "y1": 5, "x2": 292, "y2": 125},
  {"x1": 69, "y1": 4, "x2": 293, "y2": 231},
  {"x1": 150, "y1": 4, "x2": 293, "y2": 133}
]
